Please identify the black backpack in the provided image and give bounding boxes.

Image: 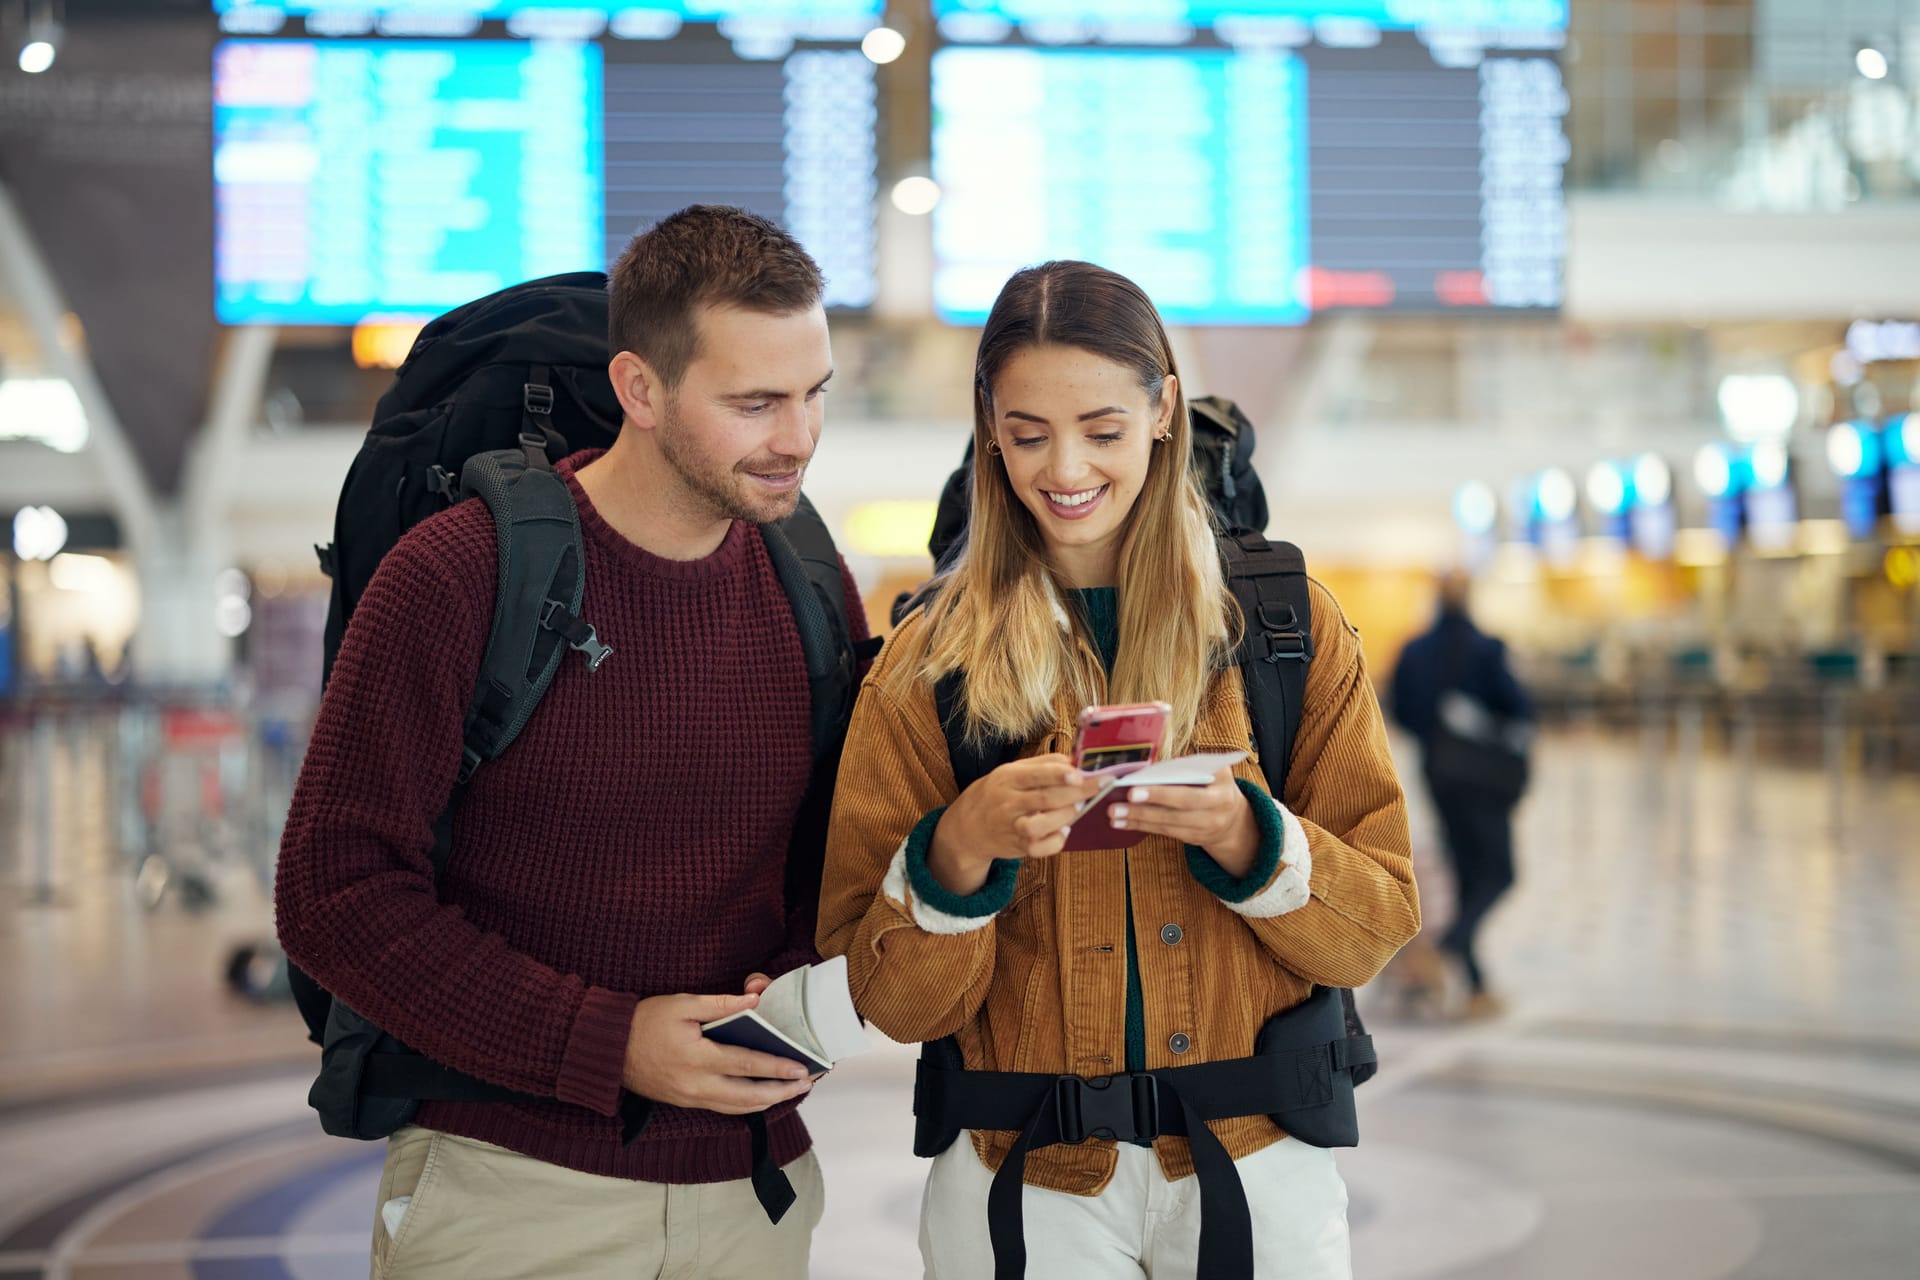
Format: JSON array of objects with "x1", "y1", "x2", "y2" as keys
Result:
[{"x1": 290, "y1": 272, "x2": 868, "y2": 1152}]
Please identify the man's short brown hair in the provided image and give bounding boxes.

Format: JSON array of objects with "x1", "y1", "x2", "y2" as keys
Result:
[{"x1": 608, "y1": 205, "x2": 824, "y2": 389}]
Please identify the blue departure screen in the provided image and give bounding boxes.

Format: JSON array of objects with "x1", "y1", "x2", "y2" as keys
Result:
[
  {"x1": 931, "y1": 1, "x2": 1567, "y2": 29},
  {"x1": 932, "y1": 22, "x2": 1568, "y2": 323},
  {"x1": 214, "y1": 2, "x2": 883, "y2": 18},
  {"x1": 932, "y1": 48, "x2": 1309, "y2": 325},
  {"x1": 214, "y1": 40, "x2": 603, "y2": 324}
]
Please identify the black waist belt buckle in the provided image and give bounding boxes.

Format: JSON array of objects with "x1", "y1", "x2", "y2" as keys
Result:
[
  {"x1": 985, "y1": 1067, "x2": 1259, "y2": 1280},
  {"x1": 1055, "y1": 1071, "x2": 1160, "y2": 1145}
]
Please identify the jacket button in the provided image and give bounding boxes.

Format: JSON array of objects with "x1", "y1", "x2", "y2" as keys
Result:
[
  {"x1": 1160, "y1": 923, "x2": 1183, "y2": 945},
  {"x1": 1169, "y1": 1033, "x2": 1192, "y2": 1055}
]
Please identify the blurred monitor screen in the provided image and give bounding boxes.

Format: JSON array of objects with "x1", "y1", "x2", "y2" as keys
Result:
[
  {"x1": 930, "y1": 4, "x2": 1567, "y2": 324},
  {"x1": 930, "y1": 1, "x2": 1566, "y2": 29},
  {"x1": 215, "y1": 40, "x2": 603, "y2": 324},
  {"x1": 933, "y1": 48, "x2": 1308, "y2": 325},
  {"x1": 213, "y1": 2, "x2": 883, "y2": 19},
  {"x1": 214, "y1": 32, "x2": 876, "y2": 324}
]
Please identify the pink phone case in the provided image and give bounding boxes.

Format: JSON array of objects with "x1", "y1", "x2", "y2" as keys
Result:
[
  {"x1": 1073, "y1": 702, "x2": 1170, "y2": 776},
  {"x1": 1065, "y1": 702, "x2": 1169, "y2": 852}
]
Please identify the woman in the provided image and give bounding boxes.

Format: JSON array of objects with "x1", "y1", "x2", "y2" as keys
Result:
[{"x1": 818, "y1": 261, "x2": 1419, "y2": 1279}]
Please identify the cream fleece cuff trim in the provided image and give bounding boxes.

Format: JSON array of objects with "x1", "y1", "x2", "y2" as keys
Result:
[
  {"x1": 1223, "y1": 806, "x2": 1314, "y2": 919},
  {"x1": 883, "y1": 838, "x2": 999, "y2": 935}
]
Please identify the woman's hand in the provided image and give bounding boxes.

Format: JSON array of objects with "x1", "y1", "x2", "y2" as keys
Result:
[
  {"x1": 1109, "y1": 767, "x2": 1263, "y2": 877},
  {"x1": 926, "y1": 754, "x2": 1104, "y2": 895}
]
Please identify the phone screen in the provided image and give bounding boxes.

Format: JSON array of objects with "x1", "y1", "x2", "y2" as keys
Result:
[{"x1": 1078, "y1": 741, "x2": 1155, "y2": 772}]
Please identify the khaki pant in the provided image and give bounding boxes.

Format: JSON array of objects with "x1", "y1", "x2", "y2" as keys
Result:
[{"x1": 370, "y1": 1126, "x2": 825, "y2": 1280}]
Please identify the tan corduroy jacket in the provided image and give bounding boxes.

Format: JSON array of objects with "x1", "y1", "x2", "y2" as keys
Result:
[{"x1": 817, "y1": 579, "x2": 1419, "y2": 1195}]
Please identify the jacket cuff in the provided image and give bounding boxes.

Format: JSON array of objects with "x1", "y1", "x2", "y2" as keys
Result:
[
  {"x1": 1185, "y1": 779, "x2": 1312, "y2": 917},
  {"x1": 554, "y1": 985, "x2": 639, "y2": 1116},
  {"x1": 893, "y1": 806, "x2": 1019, "y2": 933}
]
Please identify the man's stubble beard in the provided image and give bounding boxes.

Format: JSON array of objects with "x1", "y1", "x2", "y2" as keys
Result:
[{"x1": 655, "y1": 395, "x2": 805, "y2": 527}]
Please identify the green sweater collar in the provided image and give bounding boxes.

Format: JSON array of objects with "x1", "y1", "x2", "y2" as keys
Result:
[{"x1": 1073, "y1": 587, "x2": 1120, "y2": 673}]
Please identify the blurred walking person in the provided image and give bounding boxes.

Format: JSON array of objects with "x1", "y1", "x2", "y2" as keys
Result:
[{"x1": 1389, "y1": 571, "x2": 1532, "y2": 1018}]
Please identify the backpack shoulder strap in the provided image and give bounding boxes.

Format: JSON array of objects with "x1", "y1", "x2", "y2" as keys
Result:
[
  {"x1": 1220, "y1": 534, "x2": 1375, "y2": 1077},
  {"x1": 1219, "y1": 531, "x2": 1313, "y2": 801},
  {"x1": 435, "y1": 439, "x2": 600, "y2": 871},
  {"x1": 762, "y1": 494, "x2": 877, "y2": 758},
  {"x1": 917, "y1": 654, "x2": 1021, "y2": 1157},
  {"x1": 934, "y1": 670, "x2": 1023, "y2": 792}
]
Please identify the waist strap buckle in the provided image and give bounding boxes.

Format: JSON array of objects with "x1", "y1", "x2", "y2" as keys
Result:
[{"x1": 1055, "y1": 1072, "x2": 1161, "y2": 1145}]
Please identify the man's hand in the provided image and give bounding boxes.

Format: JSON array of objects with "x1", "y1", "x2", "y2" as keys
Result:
[
  {"x1": 926, "y1": 754, "x2": 1105, "y2": 895},
  {"x1": 621, "y1": 992, "x2": 814, "y2": 1115}
]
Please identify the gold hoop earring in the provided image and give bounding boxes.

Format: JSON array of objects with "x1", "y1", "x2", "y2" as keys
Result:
[
  {"x1": 985, "y1": 437, "x2": 1003, "y2": 456},
  {"x1": 1155, "y1": 431, "x2": 1174, "y2": 443}
]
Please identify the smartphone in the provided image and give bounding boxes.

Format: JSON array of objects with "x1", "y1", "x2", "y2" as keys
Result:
[{"x1": 1072, "y1": 702, "x2": 1171, "y2": 776}]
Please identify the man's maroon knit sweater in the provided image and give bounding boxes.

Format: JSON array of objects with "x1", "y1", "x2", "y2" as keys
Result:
[{"x1": 275, "y1": 450, "x2": 868, "y2": 1184}]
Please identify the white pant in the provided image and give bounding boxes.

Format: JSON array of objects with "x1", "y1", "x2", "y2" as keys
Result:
[{"x1": 919, "y1": 1133, "x2": 1351, "y2": 1280}]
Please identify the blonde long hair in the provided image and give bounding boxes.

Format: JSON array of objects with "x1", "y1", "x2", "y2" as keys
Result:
[{"x1": 921, "y1": 262, "x2": 1237, "y2": 752}]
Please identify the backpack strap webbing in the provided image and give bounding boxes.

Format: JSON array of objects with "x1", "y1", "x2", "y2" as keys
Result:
[
  {"x1": 934, "y1": 671, "x2": 1023, "y2": 793},
  {"x1": 1218, "y1": 534, "x2": 1375, "y2": 1080},
  {"x1": 754, "y1": 497, "x2": 874, "y2": 1226},
  {"x1": 762, "y1": 494, "x2": 874, "y2": 758},
  {"x1": 450, "y1": 441, "x2": 595, "y2": 794},
  {"x1": 1219, "y1": 531, "x2": 1312, "y2": 802},
  {"x1": 915, "y1": 1024, "x2": 1376, "y2": 1280},
  {"x1": 354, "y1": 441, "x2": 603, "y2": 1119}
]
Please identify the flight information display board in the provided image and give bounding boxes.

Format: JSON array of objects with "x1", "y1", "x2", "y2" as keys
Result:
[
  {"x1": 600, "y1": 45, "x2": 876, "y2": 305},
  {"x1": 214, "y1": 2, "x2": 882, "y2": 19},
  {"x1": 931, "y1": 1, "x2": 1566, "y2": 27},
  {"x1": 214, "y1": 30, "x2": 876, "y2": 323},
  {"x1": 930, "y1": 3, "x2": 1568, "y2": 323},
  {"x1": 934, "y1": 48, "x2": 1309, "y2": 324},
  {"x1": 215, "y1": 40, "x2": 603, "y2": 325}
]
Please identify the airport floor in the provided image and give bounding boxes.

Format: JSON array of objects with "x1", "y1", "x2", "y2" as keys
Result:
[{"x1": 2, "y1": 724, "x2": 1918, "y2": 1279}]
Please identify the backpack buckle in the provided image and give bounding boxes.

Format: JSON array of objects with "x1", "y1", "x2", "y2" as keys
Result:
[
  {"x1": 523, "y1": 382, "x2": 555, "y2": 416},
  {"x1": 425, "y1": 465, "x2": 461, "y2": 503},
  {"x1": 571, "y1": 625, "x2": 613, "y2": 673},
  {"x1": 1054, "y1": 1072, "x2": 1160, "y2": 1145},
  {"x1": 541, "y1": 600, "x2": 613, "y2": 673},
  {"x1": 1254, "y1": 603, "x2": 1312, "y2": 664}
]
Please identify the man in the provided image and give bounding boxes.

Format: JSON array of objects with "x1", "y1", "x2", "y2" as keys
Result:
[
  {"x1": 276, "y1": 206, "x2": 867, "y2": 1278},
  {"x1": 1389, "y1": 570, "x2": 1531, "y2": 1018}
]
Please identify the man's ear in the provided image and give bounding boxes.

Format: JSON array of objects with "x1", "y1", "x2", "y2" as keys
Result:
[{"x1": 610, "y1": 351, "x2": 664, "y2": 430}]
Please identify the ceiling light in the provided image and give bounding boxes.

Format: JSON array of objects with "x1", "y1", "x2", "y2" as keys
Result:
[
  {"x1": 1694, "y1": 444, "x2": 1733, "y2": 499},
  {"x1": 1585, "y1": 462, "x2": 1628, "y2": 517},
  {"x1": 12, "y1": 506, "x2": 68, "y2": 561},
  {"x1": 1536, "y1": 468, "x2": 1576, "y2": 523},
  {"x1": 1716, "y1": 373, "x2": 1799, "y2": 444},
  {"x1": 1453, "y1": 481, "x2": 1497, "y2": 536},
  {"x1": 1750, "y1": 439, "x2": 1791, "y2": 490},
  {"x1": 1633, "y1": 454, "x2": 1673, "y2": 506},
  {"x1": 861, "y1": 26, "x2": 906, "y2": 65},
  {"x1": 891, "y1": 175, "x2": 942, "y2": 217}
]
